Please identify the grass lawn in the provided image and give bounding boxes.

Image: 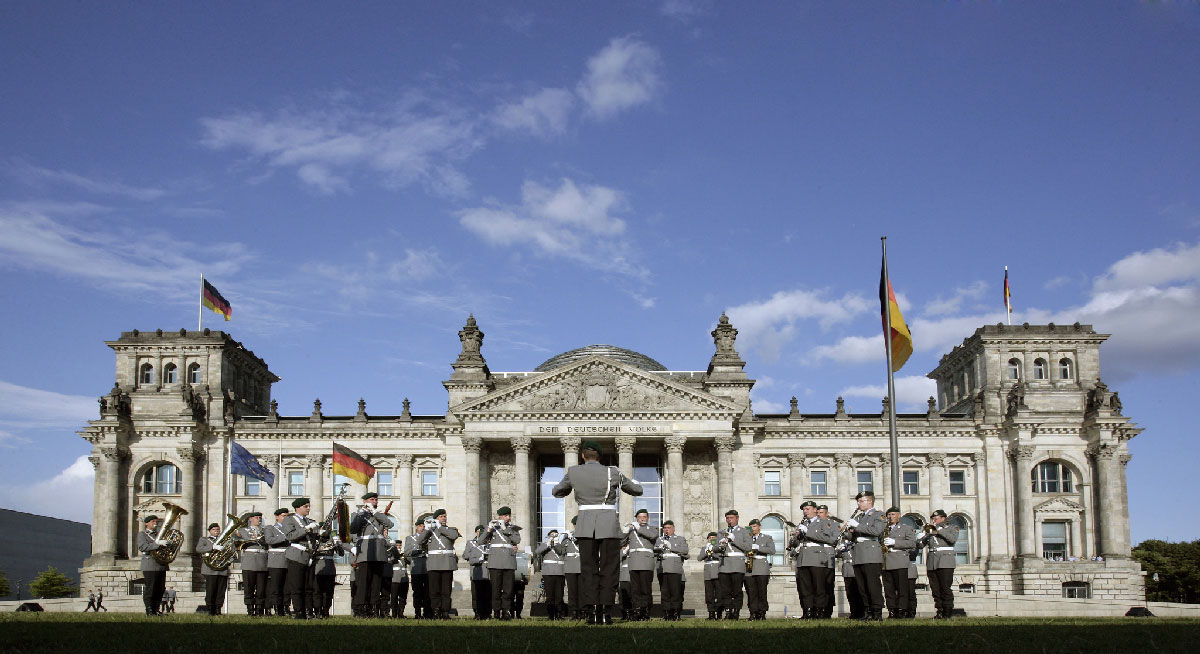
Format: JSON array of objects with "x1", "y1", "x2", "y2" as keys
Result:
[{"x1": 2, "y1": 614, "x2": 1198, "y2": 653}]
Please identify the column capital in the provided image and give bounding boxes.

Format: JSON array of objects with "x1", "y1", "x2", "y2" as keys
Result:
[
  {"x1": 462, "y1": 436, "x2": 483, "y2": 454},
  {"x1": 88, "y1": 455, "x2": 100, "y2": 470},
  {"x1": 927, "y1": 452, "x2": 947, "y2": 467},
  {"x1": 397, "y1": 453, "x2": 414, "y2": 468},
  {"x1": 305, "y1": 454, "x2": 325, "y2": 468},
  {"x1": 787, "y1": 452, "x2": 805, "y2": 468},
  {"x1": 615, "y1": 436, "x2": 637, "y2": 453},
  {"x1": 260, "y1": 453, "x2": 280, "y2": 467},
  {"x1": 176, "y1": 446, "x2": 204, "y2": 464},
  {"x1": 559, "y1": 436, "x2": 581, "y2": 452},
  {"x1": 713, "y1": 435, "x2": 735, "y2": 454},
  {"x1": 1010, "y1": 445, "x2": 1036, "y2": 461},
  {"x1": 1120, "y1": 453, "x2": 1132, "y2": 467},
  {"x1": 664, "y1": 435, "x2": 687, "y2": 453},
  {"x1": 510, "y1": 436, "x2": 532, "y2": 453},
  {"x1": 1087, "y1": 443, "x2": 1119, "y2": 460},
  {"x1": 833, "y1": 452, "x2": 853, "y2": 466}
]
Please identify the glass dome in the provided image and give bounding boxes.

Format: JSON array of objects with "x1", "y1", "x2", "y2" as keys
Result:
[{"x1": 534, "y1": 345, "x2": 667, "y2": 372}]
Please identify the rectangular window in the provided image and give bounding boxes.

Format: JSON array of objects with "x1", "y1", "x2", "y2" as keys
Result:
[
  {"x1": 902, "y1": 470, "x2": 919, "y2": 495},
  {"x1": 288, "y1": 471, "x2": 304, "y2": 496},
  {"x1": 857, "y1": 470, "x2": 873, "y2": 494},
  {"x1": 810, "y1": 470, "x2": 827, "y2": 496},
  {"x1": 377, "y1": 472, "x2": 393, "y2": 496},
  {"x1": 421, "y1": 470, "x2": 438, "y2": 496},
  {"x1": 949, "y1": 470, "x2": 966, "y2": 495},
  {"x1": 155, "y1": 466, "x2": 178, "y2": 495},
  {"x1": 245, "y1": 478, "x2": 260, "y2": 497},
  {"x1": 763, "y1": 470, "x2": 781, "y2": 496},
  {"x1": 1062, "y1": 582, "x2": 1090, "y2": 599},
  {"x1": 1042, "y1": 521, "x2": 1068, "y2": 560}
]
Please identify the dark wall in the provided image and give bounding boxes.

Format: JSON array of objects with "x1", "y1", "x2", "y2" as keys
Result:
[{"x1": 0, "y1": 508, "x2": 91, "y2": 600}]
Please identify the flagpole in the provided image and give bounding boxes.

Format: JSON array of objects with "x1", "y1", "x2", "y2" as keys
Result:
[
  {"x1": 199, "y1": 274, "x2": 205, "y2": 332},
  {"x1": 1005, "y1": 266, "x2": 1011, "y2": 326},
  {"x1": 881, "y1": 237, "x2": 901, "y2": 511}
]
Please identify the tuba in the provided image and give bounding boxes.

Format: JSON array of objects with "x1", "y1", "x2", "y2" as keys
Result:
[
  {"x1": 151, "y1": 501, "x2": 189, "y2": 565},
  {"x1": 202, "y1": 512, "x2": 250, "y2": 571}
]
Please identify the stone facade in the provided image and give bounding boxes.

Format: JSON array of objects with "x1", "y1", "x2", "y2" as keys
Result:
[{"x1": 78, "y1": 318, "x2": 1145, "y2": 606}]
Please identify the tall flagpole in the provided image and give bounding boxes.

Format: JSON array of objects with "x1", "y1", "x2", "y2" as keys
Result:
[
  {"x1": 881, "y1": 237, "x2": 901, "y2": 510},
  {"x1": 198, "y1": 274, "x2": 205, "y2": 332},
  {"x1": 1005, "y1": 266, "x2": 1012, "y2": 326}
]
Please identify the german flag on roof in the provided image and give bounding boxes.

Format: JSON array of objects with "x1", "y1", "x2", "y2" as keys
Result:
[
  {"x1": 332, "y1": 443, "x2": 375, "y2": 485},
  {"x1": 203, "y1": 279, "x2": 232, "y2": 321}
]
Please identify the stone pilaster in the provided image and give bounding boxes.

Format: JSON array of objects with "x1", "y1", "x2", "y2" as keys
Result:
[
  {"x1": 396, "y1": 454, "x2": 414, "y2": 533},
  {"x1": 665, "y1": 435, "x2": 686, "y2": 523},
  {"x1": 511, "y1": 436, "x2": 533, "y2": 528},
  {"x1": 714, "y1": 436, "x2": 735, "y2": 513},
  {"x1": 259, "y1": 454, "x2": 282, "y2": 510},
  {"x1": 91, "y1": 447, "x2": 125, "y2": 561},
  {"x1": 1089, "y1": 443, "x2": 1127, "y2": 559},
  {"x1": 616, "y1": 436, "x2": 637, "y2": 525},
  {"x1": 1010, "y1": 445, "x2": 1037, "y2": 558},
  {"x1": 788, "y1": 453, "x2": 805, "y2": 521},
  {"x1": 306, "y1": 455, "x2": 326, "y2": 514},
  {"x1": 927, "y1": 452, "x2": 946, "y2": 514},
  {"x1": 462, "y1": 438, "x2": 482, "y2": 530},
  {"x1": 176, "y1": 446, "x2": 203, "y2": 555},
  {"x1": 834, "y1": 453, "x2": 853, "y2": 518},
  {"x1": 560, "y1": 436, "x2": 580, "y2": 524}
]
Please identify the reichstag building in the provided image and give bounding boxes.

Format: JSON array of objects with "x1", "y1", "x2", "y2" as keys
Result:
[{"x1": 79, "y1": 315, "x2": 1144, "y2": 605}]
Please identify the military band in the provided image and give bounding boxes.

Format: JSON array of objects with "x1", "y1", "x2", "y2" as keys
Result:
[
  {"x1": 700, "y1": 532, "x2": 721, "y2": 619},
  {"x1": 562, "y1": 516, "x2": 583, "y2": 620},
  {"x1": 745, "y1": 518, "x2": 774, "y2": 620},
  {"x1": 350, "y1": 492, "x2": 394, "y2": 617},
  {"x1": 463, "y1": 525, "x2": 490, "y2": 619},
  {"x1": 281, "y1": 497, "x2": 322, "y2": 619},
  {"x1": 264, "y1": 508, "x2": 290, "y2": 616}
]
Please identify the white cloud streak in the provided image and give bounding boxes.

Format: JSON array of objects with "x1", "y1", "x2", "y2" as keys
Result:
[
  {"x1": 6, "y1": 159, "x2": 166, "y2": 201},
  {"x1": 726, "y1": 289, "x2": 872, "y2": 362},
  {"x1": 839, "y1": 375, "x2": 937, "y2": 412},
  {"x1": 577, "y1": 37, "x2": 663, "y2": 119},
  {"x1": 0, "y1": 455, "x2": 94, "y2": 524},
  {"x1": 492, "y1": 88, "x2": 575, "y2": 138}
]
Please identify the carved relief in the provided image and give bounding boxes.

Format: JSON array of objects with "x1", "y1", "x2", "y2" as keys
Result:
[
  {"x1": 787, "y1": 453, "x2": 805, "y2": 468},
  {"x1": 1010, "y1": 445, "x2": 1036, "y2": 460},
  {"x1": 927, "y1": 452, "x2": 947, "y2": 467},
  {"x1": 682, "y1": 451, "x2": 715, "y2": 544},
  {"x1": 515, "y1": 369, "x2": 680, "y2": 411},
  {"x1": 833, "y1": 453, "x2": 853, "y2": 467},
  {"x1": 488, "y1": 450, "x2": 515, "y2": 513}
]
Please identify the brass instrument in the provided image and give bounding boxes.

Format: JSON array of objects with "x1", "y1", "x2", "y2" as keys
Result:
[
  {"x1": 313, "y1": 483, "x2": 352, "y2": 557},
  {"x1": 880, "y1": 522, "x2": 893, "y2": 555},
  {"x1": 202, "y1": 512, "x2": 251, "y2": 571},
  {"x1": 923, "y1": 522, "x2": 938, "y2": 535},
  {"x1": 150, "y1": 501, "x2": 189, "y2": 565}
]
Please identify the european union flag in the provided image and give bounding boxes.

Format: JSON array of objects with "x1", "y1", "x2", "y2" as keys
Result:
[{"x1": 231, "y1": 441, "x2": 275, "y2": 488}]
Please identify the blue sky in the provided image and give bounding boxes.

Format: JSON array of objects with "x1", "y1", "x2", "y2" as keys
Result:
[{"x1": 1, "y1": 2, "x2": 1197, "y2": 544}]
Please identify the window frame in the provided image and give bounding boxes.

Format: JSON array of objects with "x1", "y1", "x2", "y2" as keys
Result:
[
  {"x1": 421, "y1": 469, "x2": 439, "y2": 497},
  {"x1": 1007, "y1": 358, "x2": 1021, "y2": 380},
  {"x1": 759, "y1": 515, "x2": 787, "y2": 567},
  {"x1": 163, "y1": 363, "x2": 177, "y2": 385},
  {"x1": 763, "y1": 469, "x2": 781, "y2": 496},
  {"x1": 1041, "y1": 520, "x2": 1069, "y2": 560},
  {"x1": 1033, "y1": 358, "x2": 1048, "y2": 380},
  {"x1": 809, "y1": 470, "x2": 827, "y2": 496},
  {"x1": 188, "y1": 363, "x2": 202, "y2": 384},
  {"x1": 856, "y1": 469, "x2": 874, "y2": 494},
  {"x1": 288, "y1": 470, "x2": 304, "y2": 496},
  {"x1": 245, "y1": 477, "x2": 261, "y2": 497},
  {"x1": 948, "y1": 469, "x2": 967, "y2": 495},
  {"x1": 1062, "y1": 581, "x2": 1090, "y2": 599},
  {"x1": 1058, "y1": 358, "x2": 1073, "y2": 380},
  {"x1": 949, "y1": 514, "x2": 971, "y2": 564},
  {"x1": 141, "y1": 463, "x2": 182, "y2": 495},
  {"x1": 902, "y1": 469, "x2": 919, "y2": 495},
  {"x1": 376, "y1": 471, "x2": 393, "y2": 496},
  {"x1": 139, "y1": 363, "x2": 154, "y2": 385},
  {"x1": 1032, "y1": 461, "x2": 1074, "y2": 494}
]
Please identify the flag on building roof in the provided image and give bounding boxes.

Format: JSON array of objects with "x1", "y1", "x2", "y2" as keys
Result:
[
  {"x1": 879, "y1": 262, "x2": 914, "y2": 373},
  {"x1": 332, "y1": 443, "x2": 375, "y2": 485},
  {"x1": 1004, "y1": 266, "x2": 1012, "y2": 316},
  {"x1": 203, "y1": 279, "x2": 232, "y2": 321},
  {"x1": 230, "y1": 441, "x2": 275, "y2": 488}
]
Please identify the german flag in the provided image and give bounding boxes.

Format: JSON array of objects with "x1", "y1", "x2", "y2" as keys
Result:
[
  {"x1": 879, "y1": 263, "x2": 914, "y2": 373},
  {"x1": 332, "y1": 443, "x2": 374, "y2": 485},
  {"x1": 203, "y1": 279, "x2": 232, "y2": 321}
]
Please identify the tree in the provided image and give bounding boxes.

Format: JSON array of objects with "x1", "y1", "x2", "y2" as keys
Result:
[
  {"x1": 29, "y1": 566, "x2": 77, "y2": 599},
  {"x1": 1133, "y1": 539, "x2": 1200, "y2": 603},
  {"x1": 0, "y1": 568, "x2": 10, "y2": 597}
]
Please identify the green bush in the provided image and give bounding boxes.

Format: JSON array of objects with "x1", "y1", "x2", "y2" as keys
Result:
[{"x1": 29, "y1": 567, "x2": 77, "y2": 599}]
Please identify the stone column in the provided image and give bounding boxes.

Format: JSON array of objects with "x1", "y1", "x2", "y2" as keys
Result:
[
  {"x1": 879, "y1": 454, "x2": 891, "y2": 510},
  {"x1": 1011, "y1": 446, "x2": 1037, "y2": 558},
  {"x1": 1120, "y1": 454, "x2": 1133, "y2": 555},
  {"x1": 1070, "y1": 515, "x2": 1083, "y2": 559},
  {"x1": 714, "y1": 436, "x2": 735, "y2": 515},
  {"x1": 927, "y1": 452, "x2": 946, "y2": 514},
  {"x1": 306, "y1": 455, "x2": 326, "y2": 515},
  {"x1": 788, "y1": 453, "x2": 806, "y2": 521},
  {"x1": 834, "y1": 453, "x2": 853, "y2": 518},
  {"x1": 177, "y1": 446, "x2": 202, "y2": 555},
  {"x1": 1090, "y1": 443, "x2": 1127, "y2": 558},
  {"x1": 665, "y1": 435, "x2": 687, "y2": 523},
  {"x1": 462, "y1": 438, "x2": 483, "y2": 530},
  {"x1": 511, "y1": 437, "x2": 533, "y2": 529},
  {"x1": 1076, "y1": 482, "x2": 1093, "y2": 559},
  {"x1": 94, "y1": 447, "x2": 125, "y2": 557},
  {"x1": 560, "y1": 436, "x2": 580, "y2": 525},
  {"x1": 396, "y1": 454, "x2": 414, "y2": 534},
  {"x1": 260, "y1": 454, "x2": 282, "y2": 510},
  {"x1": 616, "y1": 436, "x2": 637, "y2": 525}
]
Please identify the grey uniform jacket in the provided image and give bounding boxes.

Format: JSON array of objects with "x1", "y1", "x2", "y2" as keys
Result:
[
  {"x1": 350, "y1": 509, "x2": 394, "y2": 563},
  {"x1": 462, "y1": 538, "x2": 488, "y2": 581},
  {"x1": 923, "y1": 523, "x2": 959, "y2": 570},
  {"x1": 265, "y1": 523, "x2": 290, "y2": 569},
  {"x1": 403, "y1": 534, "x2": 428, "y2": 575},
  {"x1": 749, "y1": 533, "x2": 775, "y2": 576},
  {"x1": 313, "y1": 542, "x2": 343, "y2": 575},
  {"x1": 849, "y1": 508, "x2": 887, "y2": 564},
  {"x1": 561, "y1": 535, "x2": 581, "y2": 574},
  {"x1": 196, "y1": 536, "x2": 231, "y2": 576},
  {"x1": 619, "y1": 551, "x2": 630, "y2": 583},
  {"x1": 536, "y1": 539, "x2": 567, "y2": 576},
  {"x1": 882, "y1": 522, "x2": 917, "y2": 570},
  {"x1": 421, "y1": 525, "x2": 461, "y2": 571},
  {"x1": 137, "y1": 529, "x2": 167, "y2": 572},
  {"x1": 622, "y1": 524, "x2": 660, "y2": 571},
  {"x1": 789, "y1": 517, "x2": 839, "y2": 568},
  {"x1": 700, "y1": 542, "x2": 721, "y2": 580},
  {"x1": 717, "y1": 525, "x2": 752, "y2": 574},
  {"x1": 551, "y1": 461, "x2": 643, "y2": 539},
  {"x1": 282, "y1": 514, "x2": 318, "y2": 564},
  {"x1": 483, "y1": 523, "x2": 521, "y2": 570},
  {"x1": 390, "y1": 544, "x2": 409, "y2": 582},
  {"x1": 235, "y1": 527, "x2": 269, "y2": 572},
  {"x1": 838, "y1": 548, "x2": 855, "y2": 577},
  {"x1": 656, "y1": 534, "x2": 689, "y2": 575}
]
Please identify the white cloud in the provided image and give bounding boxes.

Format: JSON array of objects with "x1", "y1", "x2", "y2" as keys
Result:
[
  {"x1": 923, "y1": 280, "x2": 988, "y2": 316},
  {"x1": 309, "y1": 247, "x2": 448, "y2": 301},
  {"x1": 0, "y1": 455, "x2": 94, "y2": 524},
  {"x1": 6, "y1": 159, "x2": 166, "y2": 201},
  {"x1": 493, "y1": 87, "x2": 575, "y2": 138},
  {"x1": 1093, "y1": 241, "x2": 1200, "y2": 292},
  {"x1": 0, "y1": 381, "x2": 97, "y2": 431},
  {"x1": 725, "y1": 289, "x2": 871, "y2": 362},
  {"x1": 577, "y1": 37, "x2": 662, "y2": 119},
  {"x1": 839, "y1": 375, "x2": 937, "y2": 412},
  {"x1": 660, "y1": 0, "x2": 709, "y2": 21}
]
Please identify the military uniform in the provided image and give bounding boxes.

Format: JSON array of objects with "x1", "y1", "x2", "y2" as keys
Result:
[
  {"x1": 922, "y1": 515, "x2": 960, "y2": 618},
  {"x1": 513, "y1": 550, "x2": 530, "y2": 619},
  {"x1": 847, "y1": 502, "x2": 887, "y2": 620},
  {"x1": 838, "y1": 546, "x2": 864, "y2": 619},
  {"x1": 281, "y1": 500, "x2": 321, "y2": 619},
  {"x1": 655, "y1": 527, "x2": 689, "y2": 620},
  {"x1": 196, "y1": 528, "x2": 231, "y2": 615},
  {"x1": 622, "y1": 517, "x2": 659, "y2": 620},
  {"x1": 551, "y1": 449, "x2": 643, "y2": 624},
  {"x1": 421, "y1": 515, "x2": 461, "y2": 619},
  {"x1": 235, "y1": 516, "x2": 268, "y2": 616},
  {"x1": 264, "y1": 514, "x2": 291, "y2": 616},
  {"x1": 789, "y1": 513, "x2": 839, "y2": 619},
  {"x1": 462, "y1": 532, "x2": 490, "y2": 619},
  {"x1": 906, "y1": 550, "x2": 919, "y2": 618},
  {"x1": 389, "y1": 542, "x2": 409, "y2": 618},
  {"x1": 483, "y1": 512, "x2": 522, "y2": 619},
  {"x1": 403, "y1": 526, "x2": 431, "y2": 618},
  {"x1": 535, "y1": 533, "x2": 568, "y2": 619},
  {"x1": 745, "y1": 528, "x2": 775, "y2": 620},
  {"x1": 699, "y1": 536, "x2": 722, "y2": 619},
  {"x1": 349, "y1": 498, "x2": 394, "y2": 617},
  {"x1": 562, "y1": 529, "x2": 583, "y2": 619},
  {"x1": 136, "y1": 520, "x2": 168, "y2": 616},
  {"x1": 618, "y1": 548, "x2": 632, "y2": 618},
  {"x1": 881, "y1": 516, "x2": 917, "y2": 618},
  {"x1": 313, "y1": 540, "x2": 343, "y2": 618},
  {"x1": 716, "y1": 517, "x2": 752, "y2": 619}
]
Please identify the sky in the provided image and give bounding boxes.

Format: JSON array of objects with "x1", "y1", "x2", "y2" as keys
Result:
[{"x1": 0, "y1": 2, "x2": 1197, "y2": 545}]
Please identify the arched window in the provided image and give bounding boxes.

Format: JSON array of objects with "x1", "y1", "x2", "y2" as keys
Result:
[
  {"x1": 1007, "y1": 358, "x2": 1021, "y2": 380},
  {"x1": 188, "y1": 363, "x2": 202, "y2": 384},
  {"x1": 163, "y1": 363, "x2": 177, "y2": 385},
  {"x1": 949, "y1": 514, "x2": 971, "y2": 564},
  {"x1": 1032, "y1": 461, "x2": 1073, "y2": 493},
  {"x1": 139, "y1": 363, "x2": 154, "y2": 385},
  {"x1": 900, "y1": 514, "x2": 924, "y2": 564},
  {"x1": 759, "y1": 515, "x2": 787, "y2": 567},
  {"x1": 1058, "y1": 358, "x2": 1073, "y2": 380},
  {"x1": 1033, "y1": 359, "x2": 1047, "y2": 380},
  {"x1": 141, "y1": 463, "x2": 182, "y2": 494}
]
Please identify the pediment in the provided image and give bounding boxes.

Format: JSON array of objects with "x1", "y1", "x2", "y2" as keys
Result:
[
  {"x1": 452, "y1": 356, "x2": 744, "y2": 417},
  {"x1": 1034, "y1": 497, "x2": 1084, "y2": 513}
]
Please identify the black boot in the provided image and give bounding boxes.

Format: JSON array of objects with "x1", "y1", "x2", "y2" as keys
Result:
[{"x1": 601, "y1": 606, "x2": 613, "y2": 625}]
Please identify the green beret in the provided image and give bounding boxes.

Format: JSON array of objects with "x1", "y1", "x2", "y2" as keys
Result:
[
  {"x1": 415, "y1": 518, "x2": 426, "y2": 526},
  {"x1": 208, "y1": 522, "x2": 220, "y2": 530},
  {"x1": 247, "y1": 512, "x2": 262, "y2": 518},
  {"x1": 475, "y1": 524, "x2": 485, "y2": 533},
  {"x1": 432, "y1": 508, "x2": 446, "y2": 519},
  {"x1": 143, "y1": 515, "x2": 160, "y2": 524},
  {"x1": 724, "y1": 509, "x2": 738, "y2": 517},
  {"x1": 800, "y1": 500, "x2": 817, "y2": 509},
  {"x1": 292, "y1": 497, "x2": 310, "y2": 509},
  {"x1": 663, "y1": 520, "x2": 674, "y2": 527},
  {"x1": 362, "y1": 492, "x2": 378, "y2": 500},
  {"x1": 274, "y1": 508, "x2": 290, "y2": 516},
  {"x1": 581, "y1": 440, "x2": 603, "y2": 454},
  {"x1": 855, "y1": 490, "x2": 875, "y2": 500},
  {"x1": 571, "y1": 516, "x2": 577, "y2": 526},
  {"x1": 707, "y1": 532, "x2": 718, "y2": 538},
  {"x1": 635, "y1": 508, "x2": 648, "y2": 516},
  {"x1": 817, "y1": 504, "x2": 828, "y2": 511},
  {"x1": 748, "y1": 519, "x2": 760, "y2": 526},
  {"x1": 931, "y1": 509, "x2": 948, "y2": 518},
  {"x1": 496, "y1": 506, "x2": 511, "y2": 516},
  {"x1": 886, "y1": 506, "x2": 901, "y2": 514}
]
